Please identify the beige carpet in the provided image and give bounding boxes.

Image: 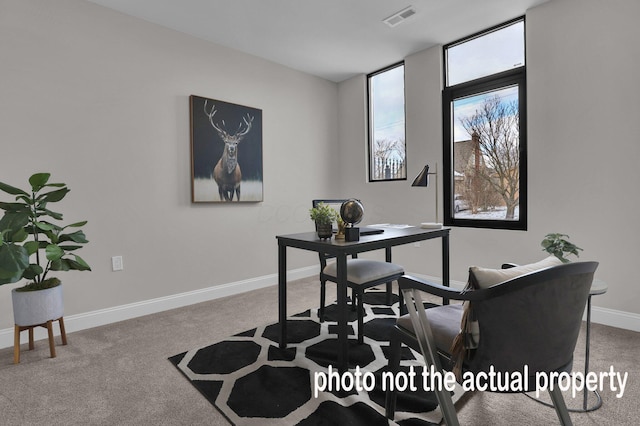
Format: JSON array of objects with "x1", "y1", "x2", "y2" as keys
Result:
[{"x1": 1, "y1": 277, "x2": 639, "y2": 425}]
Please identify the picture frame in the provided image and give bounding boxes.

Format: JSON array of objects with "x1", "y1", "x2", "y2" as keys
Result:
[{"x1": 190, "y1": 95, "x2": 263, "y2": 203}]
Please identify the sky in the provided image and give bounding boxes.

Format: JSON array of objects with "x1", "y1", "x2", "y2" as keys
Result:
[
  {"x1": 370, "y1": 64, "x2": 405, "y2": 145},
  {"x1": 370, "y1": 20, "x2": 524, "y2": 146},
  {"x1": 447, "y1": 20, "x2": 524, "y2": 86}
]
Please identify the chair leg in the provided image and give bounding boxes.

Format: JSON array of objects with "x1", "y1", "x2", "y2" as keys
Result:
[
  {"x1": 351, "y1": 289, "x2": 357, "y2": 311},
  {"x1": 385, "y1": 331, "x2": 402, "y2": 419},
  {"x1": 549, "y1": 385, "x2": 573, "y2": 426},
  {"x1": 319, "y1": 280, "x2": 326, "y2": 322},
  {"x1": 435, "y1": 387, "x2": 460, "y2": 426},
  {"x1": 357, "y1": 290, "x2": 365, "y2": 344},
  {"x1": 58, "y1": 317, "x2": 67, "y2": 346},
  {"x1": 404, "y1": 288, "x2": 460, "y2": 426},
  {"x1": 385, "y1": 281, "x2": 392, "y2": 305}
]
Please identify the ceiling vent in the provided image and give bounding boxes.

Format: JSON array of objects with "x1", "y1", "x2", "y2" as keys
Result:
[{"x1": 383, "y1": 6, "x2": 417, "y2": 28}]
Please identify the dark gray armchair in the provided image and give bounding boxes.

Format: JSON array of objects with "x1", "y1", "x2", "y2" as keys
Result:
[{"x1": 385, "y1": 261, "x2": 599, "y2": 426}]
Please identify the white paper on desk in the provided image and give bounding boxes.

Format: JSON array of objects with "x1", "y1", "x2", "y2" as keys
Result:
[{"x1": 369, "y1": 223, "x2": 413, "y2": 229}]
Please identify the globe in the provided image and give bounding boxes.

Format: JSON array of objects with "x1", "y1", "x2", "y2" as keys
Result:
[{"x1": 340, "y1": 199, "x2": 364, "y2": 227}]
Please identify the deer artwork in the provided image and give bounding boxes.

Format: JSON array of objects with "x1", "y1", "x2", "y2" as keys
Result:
[{"x1": 204, "y1": 100, "x2": 254, "y2": 201}]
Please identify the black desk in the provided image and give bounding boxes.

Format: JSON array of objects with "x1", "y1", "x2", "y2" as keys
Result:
[{"x1": 277, "y1": 226, "x2": 450, "y2": 372}]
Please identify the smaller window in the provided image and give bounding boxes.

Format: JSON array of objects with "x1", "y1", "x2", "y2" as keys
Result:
[{"x1": 367, "y1": 63, "x2": 406, "y2": 182}]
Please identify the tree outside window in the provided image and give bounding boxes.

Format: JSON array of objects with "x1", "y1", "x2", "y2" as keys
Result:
[{"x1": 368, "y1": 63, "x2": 406, "y2": 182}]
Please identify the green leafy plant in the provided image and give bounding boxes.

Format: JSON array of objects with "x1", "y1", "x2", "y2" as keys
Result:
[
  {"x1": 309, "y1": 202, "x2": 337, "y2": 225},
  {"x1": 0, "y1": 173, "x2": 91, "y2": 291},
  {"x1": 541, "y1": 233, "x2": 582, "y2": 263}
]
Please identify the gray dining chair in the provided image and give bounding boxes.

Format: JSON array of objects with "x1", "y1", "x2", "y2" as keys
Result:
[
  {"x1": 319, "y1": 256, "x2": 404, "y2": 344},
  {"x1": 385, "y1": 261, "x2": 598, "y2": 425},
  {"x1": 312, "y1": 199, "x2": 404, "y2": 344}
]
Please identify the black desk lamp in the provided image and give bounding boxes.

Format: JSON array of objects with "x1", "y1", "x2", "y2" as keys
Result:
[{"x1": 412, "y1": 164, "x2": 443, "y2": 229}]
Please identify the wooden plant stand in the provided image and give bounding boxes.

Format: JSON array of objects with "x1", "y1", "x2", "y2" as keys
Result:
[{"x1": 13, "y1": 317, "x2": 67, "y2": 364}]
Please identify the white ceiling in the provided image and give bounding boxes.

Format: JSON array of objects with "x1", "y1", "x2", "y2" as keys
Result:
[{"x1": 85, "y1": 0, "x2": 550, "y2": 83}]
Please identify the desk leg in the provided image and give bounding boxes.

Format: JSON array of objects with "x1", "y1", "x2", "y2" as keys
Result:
[
  {"x1": 278, "y1": 243, "x2": 287, "y2": 349},
  {"x1": 388, "y1": 247, "x2": 406, "y2": 315},
  {"x1": 442, "y1": 234, "x2": 450, "y2": 305},
  {"x1": 385, "y1": 247, "x2": 392, "y2": 305},
  {"x1": 337, "y1": 254, "x2": 348, "y2": 373}
]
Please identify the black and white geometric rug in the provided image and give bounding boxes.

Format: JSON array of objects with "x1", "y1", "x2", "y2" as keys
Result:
[{"x1": 169, "y1": 291, "x2": 462, "y2": 425}]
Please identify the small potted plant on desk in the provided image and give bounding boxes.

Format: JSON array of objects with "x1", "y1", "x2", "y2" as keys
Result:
[
  {"x1": 0, "y1": 173, "x2": 91, "y2": 363},
  {"x1": 309, "y1": 202, "x2": 337, "y2": 239}
]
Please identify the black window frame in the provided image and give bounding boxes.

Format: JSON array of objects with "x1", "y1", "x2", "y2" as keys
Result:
[
  {"x1": 367, "y1": 61, "x2": 407, "y2": 182},
  {"x1": 442, "y1": 17, "x2": 527, "y2": 231}
]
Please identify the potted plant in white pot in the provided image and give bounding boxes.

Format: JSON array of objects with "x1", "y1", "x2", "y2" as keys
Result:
[{"x1": 0, "y1": 173, "x2": 91, "y2": 362}]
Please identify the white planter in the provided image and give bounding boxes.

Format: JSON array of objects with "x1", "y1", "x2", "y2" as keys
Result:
[{"x1": 11, "y1": 284, "x2": 64, "y2": 327}]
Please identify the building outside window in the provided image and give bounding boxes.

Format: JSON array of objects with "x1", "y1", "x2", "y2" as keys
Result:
[
  {"x1": 367, "y1": 62, "x2": 406, "y2": 182},
  {"x1": 442, "y1": 18, "x2": 527, "y2": 230}
]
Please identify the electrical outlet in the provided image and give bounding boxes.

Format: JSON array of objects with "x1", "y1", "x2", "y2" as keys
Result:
[
  {"x1": 413, "y1": 242, "x2": 421, "y2": 248},
  {"x1": 112, "y1": 256, "x2": 124, "y2": 271}
]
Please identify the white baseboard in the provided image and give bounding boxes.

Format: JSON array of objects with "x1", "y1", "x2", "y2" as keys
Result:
[
  {"x1": 0, "y1": 266, "x2": 317, "y2": 350},
  {"x1": 590, "y1": 306, "x2": 640, "y2": 332},
  {"x1": 2, "y1": 267, "x2": 638, "y2": 350}
]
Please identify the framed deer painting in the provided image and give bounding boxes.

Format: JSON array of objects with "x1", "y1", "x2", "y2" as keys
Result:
[{"x1": 190, "y1": 95, "x2": 263, "y2": 203}]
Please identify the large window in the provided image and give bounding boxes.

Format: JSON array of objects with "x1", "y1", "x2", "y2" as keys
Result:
[
  {"x1": 443, "y1": 18, "x2": 527, "y2": 230},
  {"x1": 367, "y1": 62, "x2": 406, "y2": 182}
]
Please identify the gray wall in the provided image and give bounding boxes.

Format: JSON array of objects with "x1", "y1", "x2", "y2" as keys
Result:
[
  {"x1": 337, "y1": 0, "x2": 640, "y2": 320},
  {"x1": 0, "y1": 0, "x2": 338, "y2": 330},
  {"x1": 1, "y1": 0, "x2": 639, "y2": 333}
]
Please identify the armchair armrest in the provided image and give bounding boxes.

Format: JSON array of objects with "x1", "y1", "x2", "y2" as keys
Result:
[
  {"x1": 399, "y1": 270, "x2": 547, "y2": 303},
  {"x1": 399, "y1": 275, "x2": 474, "y2": 302},
  {"x1": 402, "y1": 262, "x2": 599, "y2": 305}
]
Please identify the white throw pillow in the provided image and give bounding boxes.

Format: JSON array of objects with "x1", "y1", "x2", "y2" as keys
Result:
[{"x1": 469, "y1": 256, "x2": 563, "y2": 289}]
